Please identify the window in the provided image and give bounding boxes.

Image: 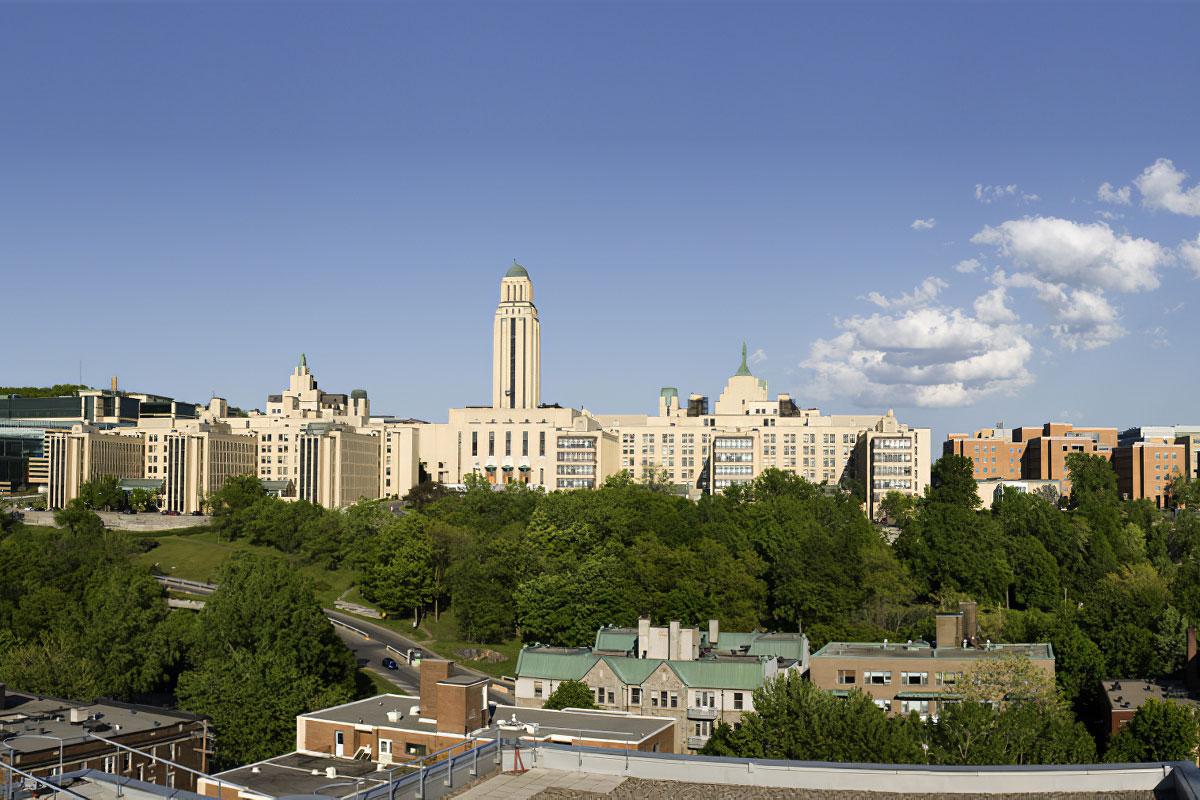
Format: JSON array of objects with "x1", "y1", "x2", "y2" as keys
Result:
[
  {"x1": 522, "y1": 431, "x2": 529, "y2": 457},
  {"x1": 472, "y1": 431, "x2": 478, "y2": 456},
  {"x1": 533, "y1": 681, "x2": 543, "y2": 698},
  {"x1": 608, "y1": 689, "x2": 615, "y2": 704},
  {"x1": 733, "y1": 692, "x2": 744, "y2": 710},
  {"x1": 595, "y1": 687, "x2": 606, "y2": 705},
  {"x1": 505, "y1": 431, "x2": 512, "y2": 456},
  {"x1": 488, "y1": 431, "x2": 495, "y2": 456},
  {"x1": 405, "y1": 743, "x2": 427, "y2": 757},
  {"x1": 901, "y1": 672, "x2": 928, "y2": 686},
  {"x1": 103, "y1": 756, "x2": 115, "y2": 773},
  {"x1": 900, "y1": 699, "x2": 930, "y2": 718},
  {"x1": 864, "y1": 671, "x2": 891, "y2": 685},
  {"x1": 873, "y1": 699, "x2": 891, "y2": 711},
  {"x1": 836, "y1": 670, "x2": 856, "y2": 685},
  {"x1": 669, "y1": 692, "x2": 679, "y2": 708},
  {"x1": 630, "y1": 687, "x2": 641, "y2": 705},
  {"x1": 695, "y1": 691, "x2": 714, "y2": 707},
  {"x1": 539, "y1": 431, "x2": 546, "y2": 456},
  {"x1": 379, "y1": 739, "x2": 392, "y2": 756},
  {"x1": 936, "y1": 671, "x2": 962, "y2": 686},
  {"x1": 660, "y1": 690, "x2": 668, "y2": 708}
]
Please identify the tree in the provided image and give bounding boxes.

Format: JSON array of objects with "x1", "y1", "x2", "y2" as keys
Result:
[
  {"x1": 205, "y1": 474, "x2": 268, "y2": 536},
  {"x1": 360, "y1": 516, "x2": 434, "y2": 621},
  {"x1": 515, "y1": 550, "x2": 639, "y2": 646},
  {"x1": 928, "y1": 455, "x2": 982, "y2": 510},
  {"x1": 78, "y1": 475, "x2": 125, "y2": 511},
  {"x1": 177, "y1": 650, "x2": 352, "y2": 770},
  {"x1": 959, "y1": 654, "x2": 1057, "y2": 708},
  {"x1": 128, "y1": 487, "x2": 158, "y2": 512},
  {"x1": 1105, "y1": 699, "x2": 1200, "y2": 763},
  {"x1": 700, "y1": 672, "x2": 921, "y2": 763},
  {"x1": 542, "y1": 680, "x2": 597, "y2": 710}
]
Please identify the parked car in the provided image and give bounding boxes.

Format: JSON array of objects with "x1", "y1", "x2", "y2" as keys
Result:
[
  {"x1": 382, "y1": 657, "x2": 399, "y2": 671},
  {"x1": 190, "y1": 510, "x2": 203, "y2": 516}
]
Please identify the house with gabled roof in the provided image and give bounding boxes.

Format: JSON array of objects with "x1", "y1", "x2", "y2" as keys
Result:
[{"x1": 514, "y1": 618, "x2": 807, "y2": 753}]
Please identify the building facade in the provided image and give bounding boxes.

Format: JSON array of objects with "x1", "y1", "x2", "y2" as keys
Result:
[
  {"x1": 808, "y1": 602, "x2": 1055, "y2": 721},
  {"x1": 514, "y1": 618, "x2": 808, "y2": 753}
]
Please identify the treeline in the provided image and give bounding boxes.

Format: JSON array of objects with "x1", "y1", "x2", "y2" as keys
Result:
[
  {"x1": 0, "y1": 505, "x2": 358, "y2": 770},
  {"x1": 206, "y1": 470, "x2": 909, "y2": 647}
]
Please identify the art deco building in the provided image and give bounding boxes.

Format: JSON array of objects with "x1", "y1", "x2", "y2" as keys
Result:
[{"x1": 42, "y1": 263, "x2": 929, "y2": 517}]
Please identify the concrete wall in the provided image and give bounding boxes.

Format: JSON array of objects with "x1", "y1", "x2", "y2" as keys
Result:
[
  {"x1": 523, "y1": 744, "x2": 1178, "y2": 795},
  {"x1": 20, "y1": 510, "x2": 210, "y2": 530}
]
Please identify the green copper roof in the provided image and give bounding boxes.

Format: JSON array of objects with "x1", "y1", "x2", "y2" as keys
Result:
[
  {"x1": 299, "y1": 353, "x2": 307, "y2": 368},
  {"x1": 670, "y1": 659, "x2": 770, "y2": 690},
  {"x1": 515, "y1": 648, "x2": 598, "y2": 680},
  {"x1": 735, "y1": 342, "x2": 752, "y2": 376},
  {"x1": 506, "y1": 261, "x2": 529, "y2": 278},
  {"x1": 602, "y1": 656, "x2": 661, "y2": 686},
  {"x1": 595, "y1": 628, "x2": 638, "y2": 653}
]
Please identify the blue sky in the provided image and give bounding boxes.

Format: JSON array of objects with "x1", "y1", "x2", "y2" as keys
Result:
[{"x1": 3, "y1": 2, "x2": 1198, "y2": 440}]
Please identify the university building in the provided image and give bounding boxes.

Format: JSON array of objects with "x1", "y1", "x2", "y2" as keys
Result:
[{"x1": 34, "y1": 263, "x2": 928, "y2": 516}]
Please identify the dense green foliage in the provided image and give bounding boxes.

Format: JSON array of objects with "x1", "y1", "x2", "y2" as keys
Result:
[
  {"x1": 0, "y1": 509, "x2": 360, "y2": 770},
  {"x1": 0, "y1": 384, "x2": 90, "y2": 397},
  {"x1": 542, "y1": 679, "x2": 598, "y2": 710},
  {"x1": 1105, "y1": 699, "x2": 1200, "y2": 763},
  {"x1": 703, "y1": 671, "x2": 1095, "y2": 765}
]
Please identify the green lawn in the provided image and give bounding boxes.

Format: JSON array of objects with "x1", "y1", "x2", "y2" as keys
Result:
[{"x1": 135, "y1": 530, "x2": 357, "y2": 606}]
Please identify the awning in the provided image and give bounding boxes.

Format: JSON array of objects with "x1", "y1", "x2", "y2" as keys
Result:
[{"x1": 118, "y1": 478, "x2": 163, "y2": 491}]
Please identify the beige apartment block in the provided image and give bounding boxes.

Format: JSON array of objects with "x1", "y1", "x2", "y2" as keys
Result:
[
  {"x1": 46, "y1": 424, "x2": 146, "y2": 508},
  {"x1": 140, "y1": 419, "x2": 258, "y2": 513},
  {"x1": 808, "y1": 602, "x2": 1055, "y2": 721}
]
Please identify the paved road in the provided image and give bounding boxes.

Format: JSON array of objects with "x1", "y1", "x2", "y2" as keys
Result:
[{"x1": 155, "y1": 576, "x2": 512, "y2": 704}]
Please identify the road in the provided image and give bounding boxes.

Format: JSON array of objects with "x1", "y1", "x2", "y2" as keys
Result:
[{"x1": 155, "y1": 576, "x2": 512, "y2": 704}]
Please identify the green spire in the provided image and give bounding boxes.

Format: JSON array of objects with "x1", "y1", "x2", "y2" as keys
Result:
[
  {"x1": 299, "y1": 353, "x2": 307, "y2": 369},
  {"x1": 735, "y1": 342, "x2": 752, "y2": 376}
]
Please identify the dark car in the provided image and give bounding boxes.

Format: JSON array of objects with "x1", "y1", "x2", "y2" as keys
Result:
[{"x1": 382, "y1": 657, "x2": 399, "y2": 671}]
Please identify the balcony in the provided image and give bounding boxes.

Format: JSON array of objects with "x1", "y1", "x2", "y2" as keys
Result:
[
  {"x1": 687, "y1": 707, "x2": 718, "y2": 721},
  {"x1": 686, "y1": 735, "x2": 711, "y2": 750}
]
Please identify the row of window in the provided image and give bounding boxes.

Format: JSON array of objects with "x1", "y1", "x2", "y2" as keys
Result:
[{"x1": 836, "y1": 669, "x2": 961, "y2": 686}]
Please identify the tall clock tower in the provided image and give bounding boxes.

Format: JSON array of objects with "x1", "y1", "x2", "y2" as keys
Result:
[{"x1": 491, "y1": 262, "x2": 541, "y2": 410}]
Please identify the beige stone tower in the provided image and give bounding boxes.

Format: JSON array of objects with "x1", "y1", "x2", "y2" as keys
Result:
[{"x1": 491, "y1": 262, "x2": 541, "y2": 410}]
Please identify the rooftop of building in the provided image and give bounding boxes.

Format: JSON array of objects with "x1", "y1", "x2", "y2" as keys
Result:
[
  {"x1": 593, "y1": 625, "x2": 808, "y2": 662},
  {"x1": 516, "y1": 649, "x2": 785, "y2": 690},
  {"x1": 213, "y1": 751, "x2": 408, "y2": 799},
  {"x1": 44, "y1": 770, "x2": 208, "y2": 800},
  {"x1": 810, "y1": 640, "x2": 1054, "y2": 661},
  {"x1": 0, "y1": 689, "x2": 206, "y2": 753},
  {"x1": 505, "y1": 261, "x2": 529, "y2": 278},
  {"x1": 1104, "y1": 678, "x2": 1200, "y2": 712}
]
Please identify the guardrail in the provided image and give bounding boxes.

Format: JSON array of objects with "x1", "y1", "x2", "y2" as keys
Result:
[
  {"x1": 154, "y1": 575, "x2": 218, "y2": 593},
  {"x1": 328, "y1": 617, "x2": 371, "y2": 639}
]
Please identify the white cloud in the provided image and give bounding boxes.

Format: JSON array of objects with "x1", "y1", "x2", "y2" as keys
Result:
[
  {"x1": 973, "y1": 286, "x2": 1017, "y2": 324},
  {"x1": 864, "y1": 276, "x2": 948, "y2": 310},
  {"x1": 971, "y1": 216, "x2": 1167, "y2": 293},
  {"x1": 911, "y1": 218, "x2": 936, "y2": 230},
  {"x1": 1143, "y1": 326, "x2": 1171, "y2": 349},
  {"x1": 954, "y1": 258, "x2": 981, "y2": 274},
  {"x1": 1097, "y1": 182, "x2": 1132, "y2": 206},
  {"x1": 997, "y1": 271, "x2": 1125, "y2": 351},
  {"x1": 802, "y1": 298, "x2": 1033, "y2": 409},
  {"x1": 975, "y1": 183, "x2": 1037, "y2": 204},
  {"x1": 1135, "y1": 158, "x2": 1200, "y2": 216},
  {"x1": 1095, "y1": 210, "x2": 1122, "y2": 221},
  {"x1": 1179, "y1": 234, "x2": 1200, "y2": 276},
  {"x1": 748, "y1": 348, "x2": 767, "y2": 366}
]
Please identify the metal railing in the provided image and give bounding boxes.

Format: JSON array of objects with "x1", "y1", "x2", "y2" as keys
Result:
[{"x1": 83, "y1": 732, "x2": 238, "y2": 800}]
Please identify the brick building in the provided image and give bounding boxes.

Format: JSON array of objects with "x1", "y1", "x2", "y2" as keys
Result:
[{"x1": 0, "y1": 685, "x2": 210, "y2": 792}]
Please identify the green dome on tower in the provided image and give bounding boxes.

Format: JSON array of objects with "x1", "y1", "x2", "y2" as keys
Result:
[{"x1": 505, "y1": 261, "x2": 529, "y2": 278}]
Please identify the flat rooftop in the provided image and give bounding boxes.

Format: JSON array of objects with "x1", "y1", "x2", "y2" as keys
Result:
[
  {"x1": 299, "y1": 695, "x2": 670, "y2": 746},
  {"x1": 0, "y1": 690, "x2": 204, "y2": 753},
  {"x1": 214, "y1": 752, "x2": 412, "y2": 799},
  {"x1": 1105, "y1": 678, "x2": 1200, "y2": 712},
  {"x1": 490, "y1": 705, "x2": 672, "y2": 746},
  {"x1": 812, "y1": 641, "x2": 1054, "y2": 661}
]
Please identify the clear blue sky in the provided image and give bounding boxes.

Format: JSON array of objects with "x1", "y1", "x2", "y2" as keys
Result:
[{"x1": 3, "y1": 2, "x2": 1198, "y2": 440}]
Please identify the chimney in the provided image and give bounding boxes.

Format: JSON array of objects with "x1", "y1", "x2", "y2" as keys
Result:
[
  {"x1": 419, "y1": 659, "x2": 454, "y2": 719},
  {"x1": 111, "y1": 376, "x2": 119, "y2": 392},
  {"x1": 669, "y1": 620, "x2": 681, "y2": 661},
  {"x1": 935, "y1": 614, "x2": 961, "y2": 649},
  {"x1": 1188, "y1": 627, "x2": 1199, "y2": 691},
  {"x1": 959, "y1": 601, "x2": 978, "y2": 645},
  {"x1": 637, "y1": 617, "x2": 651, "y2": 659},
  {"x1": 435, "y1": 677, "x2": 489, "y2": 735},
  {"x1": 708, "y1": 619, "x2": 720, "y2": 648}
]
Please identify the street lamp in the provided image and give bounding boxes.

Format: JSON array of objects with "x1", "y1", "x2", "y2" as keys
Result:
[{"x1": 1, "y1": 734, "x2": 67, "y2": 800}]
